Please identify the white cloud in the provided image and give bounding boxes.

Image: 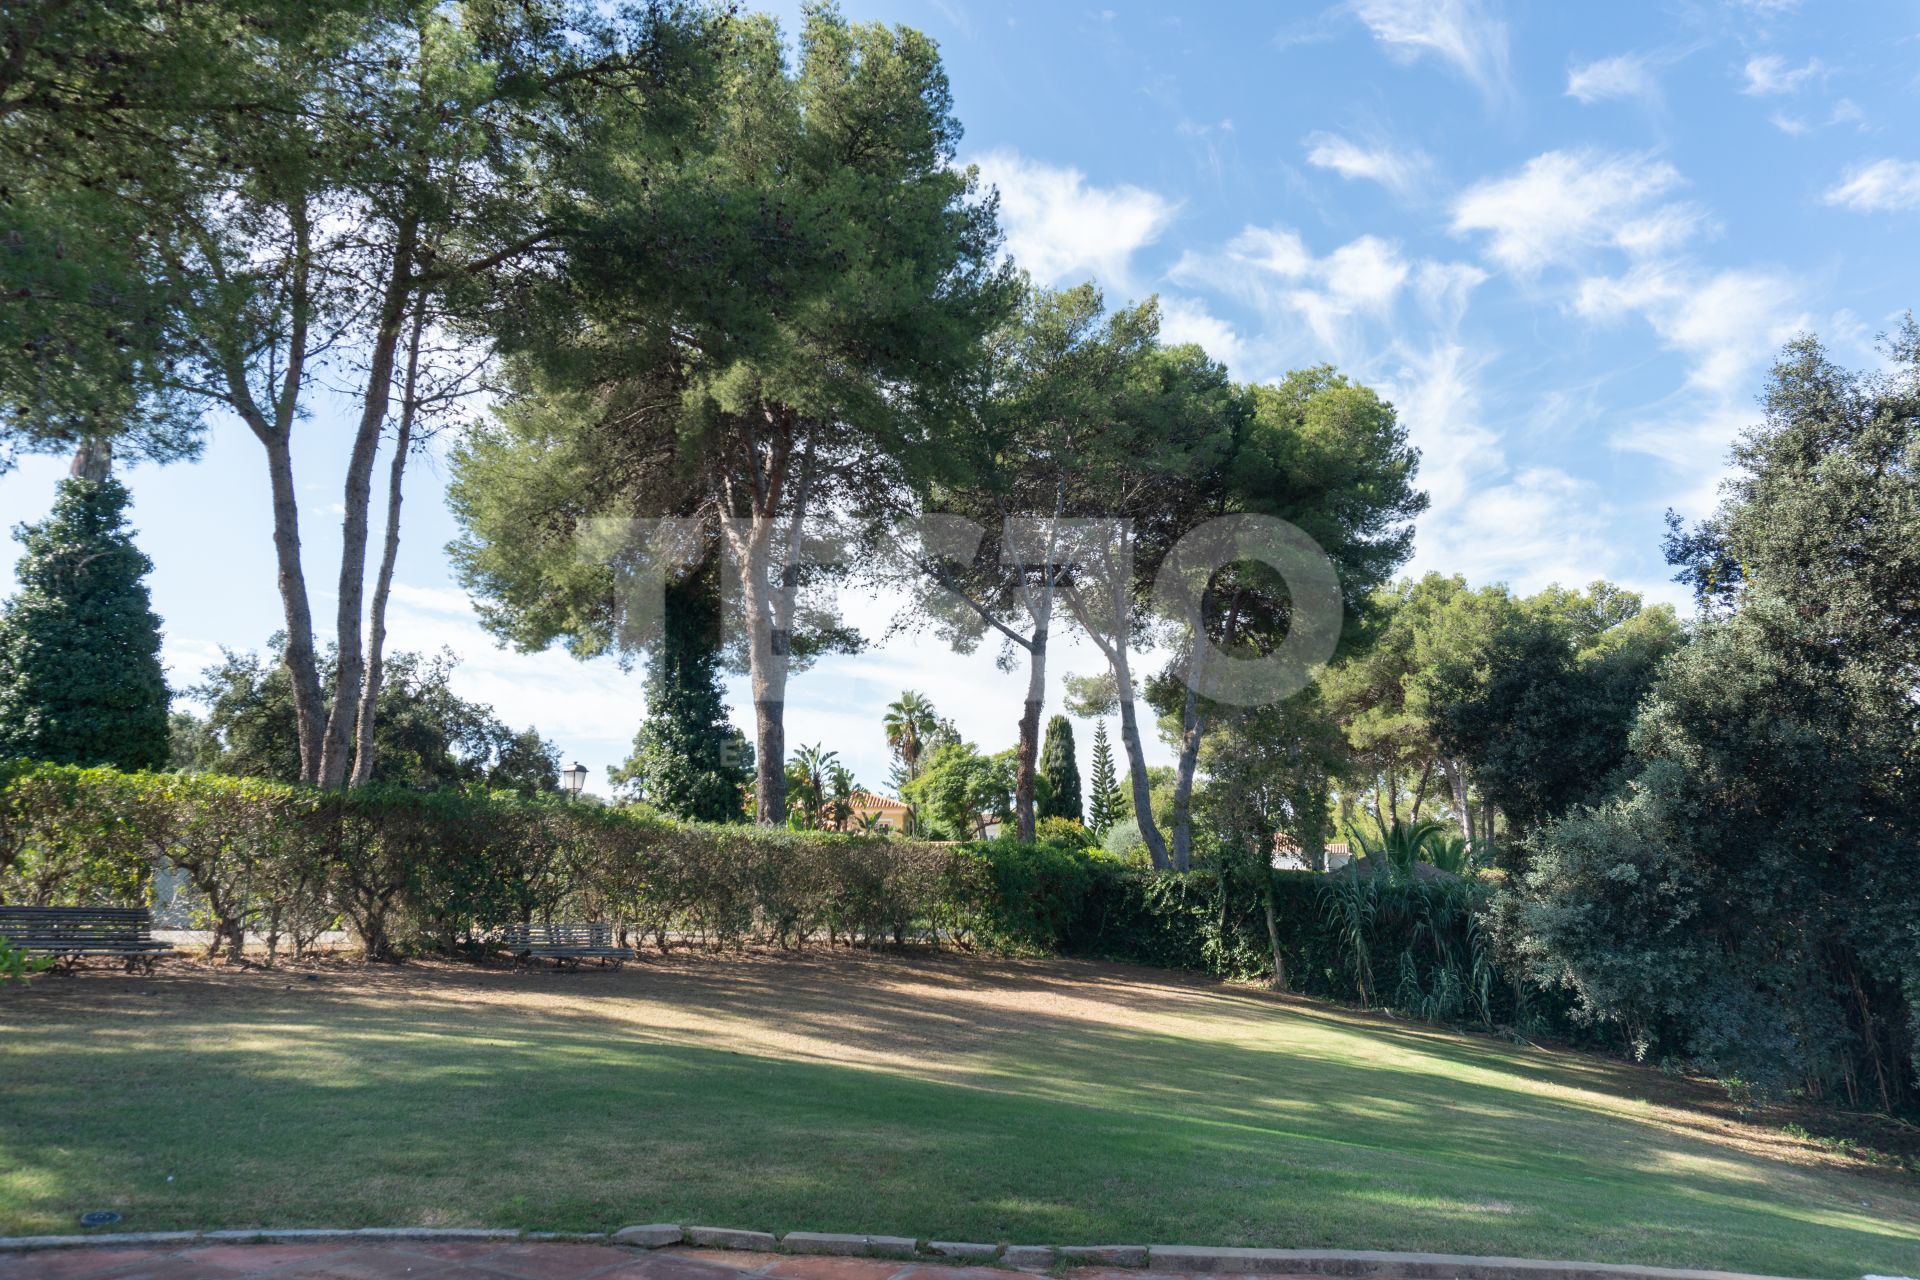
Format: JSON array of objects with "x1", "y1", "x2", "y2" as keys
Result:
[
  {"x1": 1768, "y1": 111, "x2": 1810, "y2": 136},
  {"x1": 1451, "y1": 150, "x2": 1689, "y2": 273},
  {"x1": 1377, "y1": 345, "x2": 1623, "y2": 594},
  {"x1": 1575, "y1": 262, "x2": 1804, "y2": 395},
  {"x1": 1172, "y1": 228, "x2": 1416, "y2": 354},
  {"x1": 971, "y1": 149, "x2": 1179, "y2": 290},
  {"x1": 1740, "y1": 54, "x2": 1821, "y2": 96},
  {"x1": 1349, "y1": 0, "x2": 1511, "y2": 101},
  {"x1": 1157, "y1": 296, "x2": 1246, "y2": 371},
  {"x1": 1823, "y1": 159, "x2": 1920, "y2": 213},
  {"x1": 1566, "y1": 52, "x2": 1659, "y2": 105},
  {"x1": 1302, "y1": 131, "x2": 1431, "y2": 196}
]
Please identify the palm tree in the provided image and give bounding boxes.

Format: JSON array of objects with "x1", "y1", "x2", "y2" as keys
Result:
[
  {"x1": 827, "y1": 761, "x2": 859, "y2": 831},
  {"x1": 786, "y1": 743, "x2": 837, "y2": 830},
  {"x1": 883, "y1": 690, "x2": 938, "y2": 782}
]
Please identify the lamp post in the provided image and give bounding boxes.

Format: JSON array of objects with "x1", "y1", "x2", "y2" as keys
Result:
[{"x1": 561, "y1": 761, "x2": 588, "y2": 799}]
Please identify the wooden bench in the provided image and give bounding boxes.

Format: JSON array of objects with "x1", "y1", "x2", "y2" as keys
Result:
[
  {"x1": 0, "y1": 905, "x2": 174, "y2": 973},
  {"x1": 497, "y1": 922, "x2": 626, "y2": 970}
]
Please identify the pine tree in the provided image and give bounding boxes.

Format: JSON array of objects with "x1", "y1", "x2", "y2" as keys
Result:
[
  {"x1": 610, "y1": 569, "x2": 751, "y2": 821},
  {"x1": 1087, "y1": 718, "x2": 1122, "y2": 838},
  {"x1": 1037, "y1": 714, "x2": 1083, "y2": 822},
  {"x1": 0, "y1": 476, "x2": 170, "y2": 769}
]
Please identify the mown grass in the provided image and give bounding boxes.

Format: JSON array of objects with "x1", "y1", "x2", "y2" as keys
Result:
[{"x1": 0, "y1": 951, "x2": 1914, "y2": 1278}]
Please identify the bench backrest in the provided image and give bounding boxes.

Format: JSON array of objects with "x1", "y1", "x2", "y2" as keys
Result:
[
  {"x1": 499, "y1": 922, "x2": 615, "y2": 946},
  {"x1": 0, "y1": 905, "x2": 158, "y2": 941}
]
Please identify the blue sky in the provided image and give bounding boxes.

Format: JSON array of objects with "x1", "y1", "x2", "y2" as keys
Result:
[{"x1": 3, "y1": 0, "x2": 1917, "y2": 797}]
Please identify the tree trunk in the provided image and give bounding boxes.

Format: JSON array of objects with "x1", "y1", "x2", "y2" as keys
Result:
[
  {"x1": 317, "y1": 218, "x2": 419, "y2": 789},
  {"x1": 729, "y1": 417, "x2": 810, "y2": 826},
  {"x1": 1442, "y1": 758, "x2": 1475, "y2": 845},
  {"x1": 69, "y1": 436, "x2": 111, "y2": 482},
  {"x1": 1063, "y1": 543, "x2": 1170, "y2": 870},
  {"x1": 1111, "y1": 643, "x2": 1170, "y2": 870},
  {"x1": 1168, "y1": 593, "x2": 1240, "y2": 873},
  {"x1": 1014, "y1": 643, "x2": 1045, "y2": 842},
  {"x1": 349, "y1": 307, "x2": 425, "y2": 787},
  {"x1": 1168, "y1": 681, "x2": 1205, "y2": 873},
  {"x1": 1264, "y1": 881, "x2": 1286, "y2": 990},
  {"x1": 261, "y1": 431, "x2": 327, "y2": 782}
]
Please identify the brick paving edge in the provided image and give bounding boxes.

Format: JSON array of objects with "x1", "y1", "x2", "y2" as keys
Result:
[{"x1": 0, "y1": 1224, "x2": 1822, "y2": 1280}]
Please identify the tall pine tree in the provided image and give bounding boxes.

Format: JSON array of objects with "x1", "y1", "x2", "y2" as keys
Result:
[
  {"x1": 1086, "y1": 719, "x2": 1122, "y2": 838},
  {"x1": 0, "y1": 476, "x2": 169, "y2": 769},
  {"x1": 1037, "y1": 714, "x2": 1083, "y2": 822},
  {"x1": 610, "y1": 569, "x2": 751, "y2": 821}
]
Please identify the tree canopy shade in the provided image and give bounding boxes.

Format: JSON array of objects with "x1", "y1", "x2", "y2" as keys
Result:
[
  {"x1": 0, "y1": 0, "x2": 357, "y2": 472},
  {"x1": 1318, "y1": 574, "x2": 1680, "y2": 861},
  {"x1": 0, "y1": 477, "x2": 170, "y2": 770},
  {"x1": 1430, "y1": 583, "x2": 1682, "y2": 849},
  {"x1": 1507, "y1": 325, "x2": 1920, "y2": 1112},
  {"x1": 450, "y1": 7, "x2": 1013, "y2": 824},
  {"x1": 1135, "y1": 366, "x2": 1425, "y2": 870},
  {"x1": 5, "y1": 0, "x2": 721, "y2": 788},
  {"x1": 912, "y1": 284, "x2": 1170, "y2": 841}
]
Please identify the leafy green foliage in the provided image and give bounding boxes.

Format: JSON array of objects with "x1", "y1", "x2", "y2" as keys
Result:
[
  {"x1": 1508, "y1": 328, "x2": 1920, "y2": 1112},
  {"x1": 900, "y1": 741, "x2": 1013, "y2": 840},
  {"x1": 0, "y1": 933, "x2": 53, "y2": 984},
  {"x1": 0, "y1": 477, "x2": 169, "y2": 770},
  {"x1": 1086, "y1": 719, "x2": 1123, "y2": 839},
  {"x1": 1430, "y1": 583, "x2": 1684, "y2": 844},
  {"x1": 185, "y1": 642, "x2": 556, "y2": 795},
  {"x1": 609, "y1": 573, "x2": 750, "y2": 822},
  {"x1": 1036, "y1": 714, "x2": 1081, "y2": 822}
]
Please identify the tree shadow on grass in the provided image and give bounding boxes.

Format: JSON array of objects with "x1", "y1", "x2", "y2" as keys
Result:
[{"x1": 4, "y1": 953, "x2": 1918, "y2": 1278}]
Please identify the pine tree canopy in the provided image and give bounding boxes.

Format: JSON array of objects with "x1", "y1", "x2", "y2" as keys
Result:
[{"x1": 0, "y1": 476, "x2": 170, "y2": 770}]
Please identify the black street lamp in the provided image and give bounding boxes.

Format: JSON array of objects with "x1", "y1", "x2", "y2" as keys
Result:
[{"x1": 561, "y1": 761, "x2": 588, "y2": 799}]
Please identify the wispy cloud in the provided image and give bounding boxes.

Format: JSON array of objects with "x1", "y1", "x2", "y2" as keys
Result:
[
  {"x1": 1566, "y1": 52, "x2": 1660, "y2": 105},
  {"x1": 1349, "y1": 0, "x2": 1511, "y2": 102},
  {"x1": 1451, "y1": 150, "x2": 1692, "y2": 274},
  {"x1": 1302, "y1": 131, "x2": 1432, "y2": 197},
  {"x1": 1740, "y1": 53, "x2": 1822, "y2": 95},
  {"x1": 1823, "y1": 158, "x2": 1920, "y2": 212},
  {"x1": 970, "y1": 149, "x2": 1179, "y2": 291},
  {"x1": 1575, "y1": 262, "x2": 1804, "y2": 396}
]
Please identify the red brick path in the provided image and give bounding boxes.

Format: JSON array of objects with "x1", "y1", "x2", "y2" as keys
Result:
[{"x1": 0, "y1": 1244, "x2": 1278, "y2": 1280}]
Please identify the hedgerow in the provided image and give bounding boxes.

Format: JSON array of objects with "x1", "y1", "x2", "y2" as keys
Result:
[{"x1": 0, "y1": 761, "x2": 1546, "y2": 1033}]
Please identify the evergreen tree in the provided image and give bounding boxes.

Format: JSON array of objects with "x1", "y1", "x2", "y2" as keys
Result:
[
  {"x1": 0, "y1": 476, "x2": 169, "y2": 769},
  {"x1": 610, "y1": 571, "x2": 751, "y2": 821},
  {"x1": 1087, "y1": 719, "x2": 1123, "y2": 838},
  {"x1": 1037, "y1": 714, "x2": 1083, "y2": 822}
]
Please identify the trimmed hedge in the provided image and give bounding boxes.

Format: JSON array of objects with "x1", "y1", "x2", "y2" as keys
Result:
[
  {"x1": 0, "y1": 761, "x2": 1551, "y2": 1032},
  {"x1": 0, "y1": 762, "x2": 959, "y2": 961}
]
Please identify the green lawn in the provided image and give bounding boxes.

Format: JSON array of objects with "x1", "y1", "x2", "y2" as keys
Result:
[{"x1": 1, "y1": 951, "x2": 1915, "y2": 1278}]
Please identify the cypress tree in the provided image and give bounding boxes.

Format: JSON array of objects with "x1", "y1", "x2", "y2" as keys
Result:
[
  {"x1": 1087, "y1": 718, "x2": 1122, "y2": 838},
  {"x1": 0, "y1": 476, "x2": 170, "y2": 769},
  {"x1": 610, "y1": 567, "x2": 752, "y2": 821},
  {"x1": 1037, "y1": 714, "x2": 1082, "y2": 822}
]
